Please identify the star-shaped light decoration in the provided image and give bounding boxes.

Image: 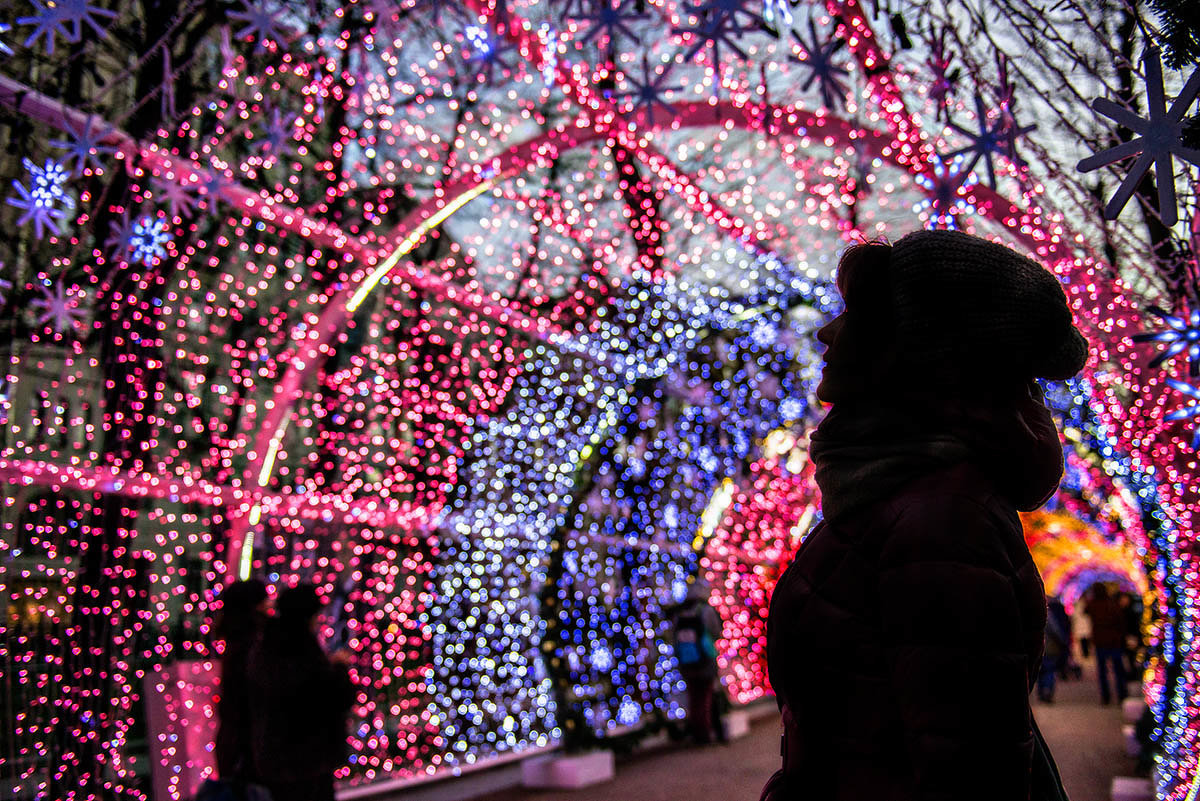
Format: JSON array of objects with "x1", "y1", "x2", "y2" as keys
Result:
[
  {"x1": 152, "y1": 174, "x2": 200, "y2": 219},
  {"x1": 1165, "y1": 379, "x2": 1200, "y2": 449},
  {"x1": 31, "y1": 281, "x2": 86, "y2": 334},
  {"x1": 789, "y1": 20, "x2": 850, "y2": 110},
  {"x1": 199, "y1": 165, "x2": 235, "y2": 208},
  {"x1": 259, "y1": 106, "x2": 298, "y2": 161},
  {"x1": 944, "y1": 92, "x2": 1036, "y2": 190},
  {"x1": 228, "y1": 0, "x2": 287, "y2": 49},
  {"x1": 925, "y1": 25, "x2": 957, "y2": 120},
  {"x1": 0, "y1": 22, "x2": 14, "y2": 56},
  {"x1": 463, "y1": 24, "x2": 518, "y2": 84},
  {"x1": 50, "y1": 114, "x2": 116, "y2": 175},
  {"x1": 7, "y1": 158, "x2": 74, "y2": 239},
  {"x1": 673, "y1": 0, "x2": 764, "y2": 67},
  {"x1": 129, "y1": 215, "x2": 173, "y2": 266},
  {"x1": 1077, "y1": 48, "x2": 1200, "y2": 226},
  {"x1": 1132, "y1": 305, "x2": 1200, "y2": 377},
  {"x1": 19, "y1": 0, "x2": 117, "y2": 55},
  {"x1": 576, "y1": 0, "x2": 646, "y2": 46},
  {"x1": 913, "y1": 155, "x2": 977, "y2": 229},
  {"x1": 613, "y1": 56, "x2": 683, "y2": 127}
]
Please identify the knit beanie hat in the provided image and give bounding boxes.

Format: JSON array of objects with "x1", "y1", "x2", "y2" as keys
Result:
[{"x1": 887, "y1": 230, "x2": 1088, "y2": 385}]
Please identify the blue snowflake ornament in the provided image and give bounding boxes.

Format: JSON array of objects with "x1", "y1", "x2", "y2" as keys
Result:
[
  {"x1": 259, "y1": 106, "x2": 297, "y2": 160},
  {"x1": 50, "y1": 114, "x2": 116, "y2": 175},
  {"x1": 614, "y1": 56, "x2": 683, "y2": 127},
  {"x1": 945, "y1": 92, "x2": 1035, "y2": 189},
  {"x1": 925, "y1": 26, "x2": 957, "y2": 119},
  {"x1": 790, "y1": 20, "x2": 849, "y2": 110},
  {"x1": 129, "y1": 216, "x2": 173, "y2": 266},
  {"x1": 19, "y1": 0, "x2": 116, "y2": 55},
  {"x1": 576, "y1": 0, "x2": 646, "y2": 46},
  {"x1": 1078, "y1": 49, "x2": 1200, "y2": 226},
  {"x1": 913, "y1": 156, "x2": 976, "y2": 229},
  {"x1": 1165, "y1": 379, "x2": 1200, "y2": 449},
  {"x1": 463, "y1": 24, "x2": 517, "y2": 84},
  {"x1": 7, "y1": 159, "x2": 73, "y2": 239},
  {"x1": 0, "y1": 22, "x2": 14, "y2": 56},
  {"x1": 228, "y1": 0, "x2": 287, "y2": 49},
  {"x1": 674, "y1": 0, "x2": 763, "y2": 68},
  {"x1": 1133, "y1": 305, "x2": 1200, "y2": 377}
]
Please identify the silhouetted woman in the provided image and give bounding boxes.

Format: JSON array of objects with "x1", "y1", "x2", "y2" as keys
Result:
[
  {"x1": 762, "y1": 231, "x2": 1086, "y2": 800},
  {"x1": 214, "y1": 578, "x2": 269, "y2": 784},
  {"x1": 249, "y1": 584, "x2": 355, "y2": 801}
]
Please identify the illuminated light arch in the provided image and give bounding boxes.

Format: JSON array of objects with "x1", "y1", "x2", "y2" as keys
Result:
[{"x1": 230, "y1": 95, "x2": 1158, "y2": 576}]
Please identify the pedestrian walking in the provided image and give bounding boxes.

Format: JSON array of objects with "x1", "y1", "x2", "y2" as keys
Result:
[
  {"x1": 248, "y1": 584, "x2": 356, "y2": 801},
  {"x1": 761, "y1": 232, "x2": 1084, "y2": 801},
  {"x1": 1073, "y1": 595, "x2": 1092, "y2": 659},
  {"x1": 671, "y1": 578, "x2": 725, "y2": 745},
  {"x1": 214, "y1": 578, "x2": 270, "y2": 785},
  {"x1": 1086, "y1": 583, "x2": 1129, "y2": 705},
  {"x1": 1038, "y1": 596, "x2": 1069, "y2": 703}
]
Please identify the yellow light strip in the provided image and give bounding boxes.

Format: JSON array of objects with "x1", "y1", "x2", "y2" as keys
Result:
[
  {"x1": 347, "y1": 179, "x2": 495, "y2": 313},
  {"x1": 257, "y1": 418, "x2": 291, "y2": 487}
]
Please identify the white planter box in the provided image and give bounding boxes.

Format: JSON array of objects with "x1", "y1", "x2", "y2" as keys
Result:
[
  {"x1": 724, "y1": 710, "x2": 751, "y2": 740},
  {"x1": 521, "y1": 751, "x2": 615, "y2": 789},
  {"x1": 1122, "y1": 698, "x2": 1145, "y2": 724},
  {"x1": 1112, "y1": 777, "x2": 1153, "y2": 801},
  {"x1": 1122, "y1": 724, "x2": 1141, "y2": 758}
]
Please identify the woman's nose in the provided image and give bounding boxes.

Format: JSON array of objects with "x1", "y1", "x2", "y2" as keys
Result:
[{"x1": 816, "y1": 317, "x2": 840, "y2": 346}]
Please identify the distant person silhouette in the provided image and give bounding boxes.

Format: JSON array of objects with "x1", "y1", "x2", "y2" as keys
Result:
[
  {"x1": 248, "y1": 584, "x2": 355, "y2": 801},
  {"x1": 1085, "y1": 583, "x2": 1129, "y2": 705},
  {"x1": 214, "y1": 578, "x2": 270, "y2": 785},
  {"x1": 762, "y1": 232, "x2": 1086, "y2": 801},
  {"x1": 671, "y1": 579, "x2": 725, "y2": 744}
]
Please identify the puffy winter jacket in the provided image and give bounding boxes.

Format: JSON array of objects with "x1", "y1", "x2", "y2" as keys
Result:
[{"x1": 763, "y1": 461, "x2": 1046, "y2": 801}]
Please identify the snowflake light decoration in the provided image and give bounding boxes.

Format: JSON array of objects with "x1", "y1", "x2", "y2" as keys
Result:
[
  {"x1": 1165, "y1": 379, "x2": 1200, "y2": 449},
  {"x1": 129, "y1": 216, "x2": 173, "y2": 266},
  {"x1": 152, "y1": 175, "x2": 199, "y2": 219},
  {"x1": 674, "y1": 0, "x2": 764, "y2": 67},
  {"x1": 259, "y1": 106, "x2": 297, "y2": 160},
  {"x1": 7, "y1": 158, "x2": 74, "y2": 240},
  {"x1": 614, "y1": 56, "x2": 683, "y2": 127},
  {"x1": 463, "y1": 24, "x2": 517, "y2": 84},
  {"x1": 0, "y1": 22, "x2": 13, "y2": 56},
  {"x1": 1133, "y1": 305, "x2": 1200, "y2": 377},
  {"x1": 228, "y1": 0, "x2": 287, "y2": 49},
  {"x1": 789, "y1": 20, "x2": 849, "y2": 110},
  {"x1": 577, "y1": 0, "x2": 646, "y2": 46},
  {"x1": 913, "y1": 155, "x2": 977, "y2": 229},
  {"x1": 50, "y1": 114, "x2": 116, "y2": 175},
  {"x1": 31, "y1": 281, "x2": 85, "y2": 334},
  {"x1": 1077, "y1": 49, "x2": 1200, "y2": 226},
  {"x1": 199, "y1": 166, "x2": 235, "y2": 207},
  {"x1": 945, "y1": 92, "x2": 1035, "y2": 189},
  {"x1": 19, "y1": 0, "x2": 117, "y2": 55},
  {"x1": 925, "y1": 25, "x2": 957, "y2": 120}
]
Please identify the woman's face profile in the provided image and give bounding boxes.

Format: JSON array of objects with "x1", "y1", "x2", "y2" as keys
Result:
[{"x1": 815, "y1": 311, "x2": 877, "y2": 404}]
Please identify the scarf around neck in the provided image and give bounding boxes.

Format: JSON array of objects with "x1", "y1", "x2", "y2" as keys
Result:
[{"x1": 809, "y1": 391, "x2": 1065, "y2": 525}]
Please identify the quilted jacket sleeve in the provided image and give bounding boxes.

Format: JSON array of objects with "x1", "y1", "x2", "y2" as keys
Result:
[{"x1": 877, "y1": 493, "x2": 1037, "y2": 801}]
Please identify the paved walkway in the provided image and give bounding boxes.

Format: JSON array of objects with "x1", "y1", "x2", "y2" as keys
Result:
[{"x1": 467, "y1": 656, "x2": 1139, "y2": 801}]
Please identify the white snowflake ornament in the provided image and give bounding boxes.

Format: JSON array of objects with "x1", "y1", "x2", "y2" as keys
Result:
[{"x1": 1078, "y1": 48, "x2": 1200, "y2": 226}]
